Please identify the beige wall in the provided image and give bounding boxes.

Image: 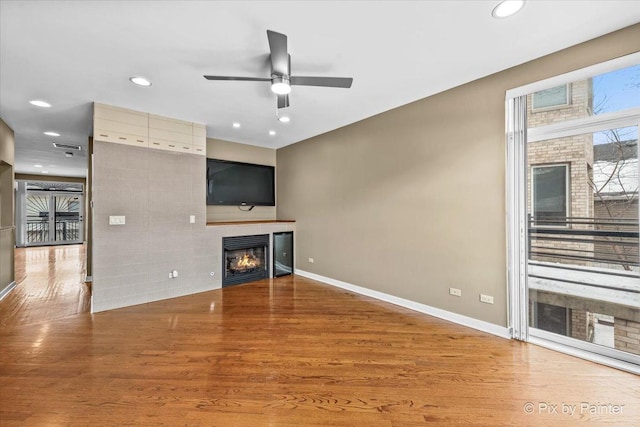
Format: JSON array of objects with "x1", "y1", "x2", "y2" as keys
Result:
[
  {"x1": 276, "y1": 24, "x2": 640, "y2": 326},
  {"x1": 206, "y1": 138, "x2": 277, "y2": 222},
  {"x1": 0, "y1": 117, "x2": 16, "y2": 291}
]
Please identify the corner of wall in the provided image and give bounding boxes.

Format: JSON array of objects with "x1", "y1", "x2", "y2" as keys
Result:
[{"x1": 0, "y1": 117, "x2": 16, "y2": 291}]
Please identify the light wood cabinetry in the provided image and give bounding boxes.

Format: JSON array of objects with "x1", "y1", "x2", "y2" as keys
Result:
[
  {"x1": 193, "y1": 123, "x2": 206, "y2": 156},
  {"x1": 93, "y1": 103, "x2": 206, "y2": 156},
  {"x1": 149, "y1": 114, "x2": 194, "y2": 154},
  {"x1": 93, "y1": 104, "x2": 149, "y2": 148}
]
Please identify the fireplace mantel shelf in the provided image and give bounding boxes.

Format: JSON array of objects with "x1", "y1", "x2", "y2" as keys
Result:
[{"x1": 207, "y1": 220, "x2": 295, "y2": 227}]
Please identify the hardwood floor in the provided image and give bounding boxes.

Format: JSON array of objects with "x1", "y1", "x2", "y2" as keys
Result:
[
  {"x1": 1, "y1": 245, "x2": 90, "y2": 330},
  {"x1": 1, "y1": 247, "x2": 638, "y2": 426}
]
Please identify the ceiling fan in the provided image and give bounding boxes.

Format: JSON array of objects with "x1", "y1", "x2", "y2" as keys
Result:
[{"x1": 204, "y1": 30, "x2": 353, "y2": 109}]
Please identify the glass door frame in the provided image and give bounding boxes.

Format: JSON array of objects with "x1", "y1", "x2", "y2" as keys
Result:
[
  {"x1": 506, "y1": 52, "x2": 640, "y2": 374},
  {"x1": 20, "y1": 189, "x2": 84, "y2": 247}
]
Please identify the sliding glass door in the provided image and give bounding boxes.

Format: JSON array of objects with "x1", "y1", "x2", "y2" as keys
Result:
[
  {"x1": 507, "y1": 56, "x2": 640, "y2": 372},
  {"x1": 527, "y1": 125, "x2": 638, "y2": 361},
  {"x1": 23, "y1": 191, "x2": 83, "y2": 246}
]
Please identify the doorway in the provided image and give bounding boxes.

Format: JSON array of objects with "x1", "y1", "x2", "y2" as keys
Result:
[{"x1": 16, "y1": 181, "x2": 84, "y2": 247}]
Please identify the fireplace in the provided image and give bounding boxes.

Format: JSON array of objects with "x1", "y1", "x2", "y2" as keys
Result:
[{"x1": 222, "y1": 234, "x2": 269, "y2": 287}]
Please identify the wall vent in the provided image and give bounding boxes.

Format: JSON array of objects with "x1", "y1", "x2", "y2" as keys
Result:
[{"x1": 52, "y1": 142, "x2": 82, "y2": 151}]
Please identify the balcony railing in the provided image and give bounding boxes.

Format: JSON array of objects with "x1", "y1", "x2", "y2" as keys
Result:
[
  {"x1": 26, "y1": 218, "x2": 80, "y2": 244},
  {"x1": 528, "y1": 216, "x2": 639, "y2": 357},
  {"x1": 528, "y1": 216, "x2": 639, "y2": 269},
  {"x1": 26, "y1": 220, "x2": 49, "y2": 244}
]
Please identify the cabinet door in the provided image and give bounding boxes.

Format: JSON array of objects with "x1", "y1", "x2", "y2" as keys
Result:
[
  {"x1": 94, "y1": 104, "x2": 149, "y2": 147},
  {"x1": 192, "y1": 123, "x2": 207, "y2": 156},
  {"x1": 149, "y1": 114, "x2": 192, "y2": 134},
  {"x1": 94, "y1": 118, "x2": 148, "y2": 137},
  {"x1": 94, "y1": 103, "x2": 148, "y2": 127},
  {"x1": 149, "y1": 115, "x2": 193, "y2": 152}
]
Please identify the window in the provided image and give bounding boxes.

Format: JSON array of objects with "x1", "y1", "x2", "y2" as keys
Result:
[
  {"x1": 531, "y1": 164, "x2": 568, "y2": 226},
  {"x1": 532, "y1": 84, "x2": 571, "y2": 111}
]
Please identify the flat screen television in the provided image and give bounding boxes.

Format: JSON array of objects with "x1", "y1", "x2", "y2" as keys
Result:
[{"x1": 206, "y1": 158, "x2": 275, "y2": 206}]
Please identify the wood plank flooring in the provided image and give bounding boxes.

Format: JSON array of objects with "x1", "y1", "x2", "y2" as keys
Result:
[
  {"x1": 1, "y1": 245, "x2": 90, "y2": 330},
  {"x1": 1, "y1": 247, "x2": 639, "y2": 426}
]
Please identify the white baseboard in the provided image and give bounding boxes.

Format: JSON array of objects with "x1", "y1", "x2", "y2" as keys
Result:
[
  {"x1": 295, "y1": 269, "x2": 510, "y2": 339},
  {"x1": 0, "y1": 281, "x2": 17, "y2": 302}
]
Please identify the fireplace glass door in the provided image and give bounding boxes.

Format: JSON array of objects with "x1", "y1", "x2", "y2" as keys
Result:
[{"x1": 222, "y1": 234, "x2": 270, "y2": 287}]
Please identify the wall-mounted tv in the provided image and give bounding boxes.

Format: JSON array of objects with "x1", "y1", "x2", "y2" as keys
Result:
[{"x1": 206, "y1": 158, "x2": 275, "y2": 206}]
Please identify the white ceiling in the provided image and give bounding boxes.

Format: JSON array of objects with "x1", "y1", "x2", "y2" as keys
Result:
[{"x1": 1, "y1": 1, "x2": 639, "y2": 178}]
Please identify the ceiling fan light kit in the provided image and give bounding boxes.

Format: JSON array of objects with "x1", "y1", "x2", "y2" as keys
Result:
[
  {"x1": 205, "y1": 29, "x2": 352, "y2": 112},
  {"x1": 271, "y1": 75, "x2": 291, "y2": 95}
]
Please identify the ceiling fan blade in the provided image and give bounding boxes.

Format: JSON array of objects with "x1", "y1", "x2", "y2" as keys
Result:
[
  {"x1": 277, "y1": 94, "x2": 290, "y2": 109},
  {"x1": 267, "y1": 30, "x2": 289, "y2": 76},
  {"x1": 204, "y1": 75, "x2": 270, "y2": 81},
  {"x1": 290, "y1": 76, "x2": 353, "y2": 88}
]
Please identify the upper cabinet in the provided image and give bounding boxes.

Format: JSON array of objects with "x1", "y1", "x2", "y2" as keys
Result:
[
  {"x1": 193, "y1": 123, "x2": 206, "y2": 156},
  {"x1": 149, "y1": 114, "x2": 194, "y2": 154},
  {"x1": 93, "y1": 103, "x2": 206, "y2": 156},
  {"x1": 94, "y1": 104, "x2": 148, "y2": 148}
]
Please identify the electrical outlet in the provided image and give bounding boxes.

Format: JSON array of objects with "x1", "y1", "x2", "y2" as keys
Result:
[
  {"x1": 480, "y1": 294, "x2": 494, "y2": 304},
  {"x1": 449, "y1": 287, "x2": 462, "y2": 297},
  {"x1": 308, "y1": 257, "x2": 314, "y2": 263},
  {"x1": 189, "y1": 215, "x2": 195, "y2": 224},
  {"x1": 172, "y1": 270, "x2": 178, "y2": 278}
]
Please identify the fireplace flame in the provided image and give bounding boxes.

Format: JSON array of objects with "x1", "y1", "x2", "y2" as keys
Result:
[{"x1": 237, "y1": 253, "x2": 258, "y2": 269}]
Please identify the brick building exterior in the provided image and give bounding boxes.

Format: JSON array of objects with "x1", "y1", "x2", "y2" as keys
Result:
[{"x1": 526, "y1": 80, "x2": 594, "y2": 265}]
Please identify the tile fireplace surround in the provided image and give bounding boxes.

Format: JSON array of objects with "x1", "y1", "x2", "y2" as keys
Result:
[{"x1": 208, "y1": 221, "x2": 295, "y2": 284}]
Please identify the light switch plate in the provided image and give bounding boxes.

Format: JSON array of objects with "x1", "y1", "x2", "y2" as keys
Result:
[
  {"x1": 109, "y1": 215, "x2": 125, "y2": 225},
  {"x1": 189, "y1": 215, "x2": 195, "y2": 224}
]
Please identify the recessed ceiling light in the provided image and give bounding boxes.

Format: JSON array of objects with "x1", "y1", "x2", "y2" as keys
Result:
[
  {"x1": 269, "y1": 130, "x2": 276, "y2": 136},
  {"x1": 129, "y1": 76, "x2": 152, "y2": 87},
  {"x1": 278, "y1": 116, "x2": 290, "y2": 123},
  {"x1": 41, "y1": 171, "x2": 49, "y2": 174},
  {"x1": 232, "y1": 122, "x2": 241, "y2": 128},
  {"x1": 29, "y1": 100, "x2": 51, "y2": 108},
  {"x1": 44, "y1": 131, "x2": 60, "y2": 137},
  {"x1": 492, "y1": 0, "x2": 525, "y2": 18},
  {"x1": 34, "y1": 164, "x2": 43, "y2": 168}
]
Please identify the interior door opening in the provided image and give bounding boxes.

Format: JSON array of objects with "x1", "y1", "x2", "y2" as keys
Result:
[{"x1": 16, "y1": 180, "x2": 84, "y2": 247}]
